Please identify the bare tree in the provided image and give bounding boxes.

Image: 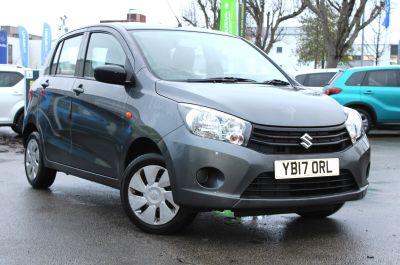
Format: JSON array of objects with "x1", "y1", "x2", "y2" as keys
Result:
[
  {"x1": 305, "y1": 0, "x2": 385, "y2": 68},
  {"x1": 182, "y1": 0, "x2": 220, "y2": 30},
  {"x1": 366, "y1": 12, "x2": 386, "y2": 66},
  {"x1": 247, "y1": 0, "x2": 307, "y2": 54}
]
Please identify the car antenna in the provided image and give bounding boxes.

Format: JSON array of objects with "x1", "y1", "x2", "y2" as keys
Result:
[{"x1": 166, "y1": 0, "x2": 182, "y2": 27}]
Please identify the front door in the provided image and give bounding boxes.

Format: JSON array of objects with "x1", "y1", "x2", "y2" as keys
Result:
[{"x1": 69, "y1": 32, "x2": 130, "y2": 178}]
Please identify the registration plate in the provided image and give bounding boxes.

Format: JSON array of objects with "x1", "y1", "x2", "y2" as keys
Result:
[{"x1": 274, "y1": 158, "x2": 339, "y2": 179}]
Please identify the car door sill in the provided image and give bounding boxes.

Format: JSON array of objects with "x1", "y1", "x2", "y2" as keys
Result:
[{"x1": 46, "y1": 160, "x2": 120, "y2": 189}]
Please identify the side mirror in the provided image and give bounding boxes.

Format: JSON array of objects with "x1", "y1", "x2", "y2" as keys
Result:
[{"x1": 94, "y1": 65, "x2": 127, "y2": 86}]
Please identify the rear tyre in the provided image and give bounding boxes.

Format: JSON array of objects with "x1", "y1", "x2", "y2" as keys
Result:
[
  {"x1": 11, "y1": 112, "x2": 24, "y2": 135},
  {"x1": 121, "y1": 153, "x2": 196, "y2": 234},
  {"x1": 297, "y1": 203, "x2": 344, "y2": 218},
  {"x1": 354, "y1": 108, "x2": 372, "y2": 133},
  {"x1": 24, "y1": 132, "x2": 56, "y2": 189}
]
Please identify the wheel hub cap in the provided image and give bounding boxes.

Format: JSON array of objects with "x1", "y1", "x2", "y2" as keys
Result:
[
  {"x1": 25, "y1": 139, "x2": 40, "y2": 181},
  {"x1": 127, "y1": 165, "x2": 179, "y2": 226}
]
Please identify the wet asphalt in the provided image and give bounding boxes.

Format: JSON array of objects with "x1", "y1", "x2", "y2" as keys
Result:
[{"x1": 0, "y1": 128, "x2": 399, "y2": 265}]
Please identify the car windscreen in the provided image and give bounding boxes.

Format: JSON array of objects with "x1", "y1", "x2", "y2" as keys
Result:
[{"x1": 130, "y1": 30, "x2": 290, "y2": 84}]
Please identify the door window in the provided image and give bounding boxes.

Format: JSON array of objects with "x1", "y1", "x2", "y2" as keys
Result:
[
  {"x1": 364, "y1": 70, "x2": 400, "y2": 87},
  {"x1": 0, "y1": 72, "x2": 24, "y2": 87},
  {"x1": 84, "y1": 33, "x2": 127, "y2": 78},
  {"x1": 55, "y1": 35, "x2": 83, "y2": 76}
]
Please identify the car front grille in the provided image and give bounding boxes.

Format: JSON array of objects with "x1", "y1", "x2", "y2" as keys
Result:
[
  {"x1": 247, "y1": 124, "x2": 352, "y2": 154},
  {"x1": 241, "y1": 170, "x2": 358, "y2": 199}
]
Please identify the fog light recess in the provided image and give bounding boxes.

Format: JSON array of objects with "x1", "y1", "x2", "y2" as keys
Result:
[{"x1": 196, "y1": 167, "x2": 225, "y2": 189}]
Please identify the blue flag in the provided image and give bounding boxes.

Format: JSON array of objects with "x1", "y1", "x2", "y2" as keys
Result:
[
  {"x1": 0, "y1": 31, "x2": 7, "y2": 64},
  {"x1": 41, "y1": 23, "x2": 52, "y2": 65},
  {"x1": 383, "y1": 0, "x2": 390, "y2": 29},
  {"x1": 18, "y1": 26, "x2": 29, "y2": 67}
]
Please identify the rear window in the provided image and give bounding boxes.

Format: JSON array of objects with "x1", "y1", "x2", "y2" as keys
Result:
[
  {"x1": 0, "y1": 71, "x2": 24, "y2": 87},
  {"x1": 345, "y1": 71, "x2": 366, "y2": 86},
  {"x1": 327, "y1": 71, "x2": 343, "y2": 86}
]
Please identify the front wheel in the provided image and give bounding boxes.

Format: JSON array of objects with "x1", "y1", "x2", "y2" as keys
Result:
[
  {"x1": 121, "y1": 153, "x2": 196, "y2": 234},
  {"x1": 297, "y1": 203, "x2": 344, "y2": 218},
  {"x1": 354, "y1": 108, "x2": 372, "y2": 133},
  {"x1": 24, "y1": 132, "x2": 57, "y2": 189}
]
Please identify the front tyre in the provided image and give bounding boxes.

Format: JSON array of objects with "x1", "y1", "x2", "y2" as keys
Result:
[
  {"x1": 297, "y1": 203, "x2": 344, "y2": 218},
  {"x1": 121, "y1": 153, "x2": 196, "y2": 234},
  {"x1": 24, "y1": 132, "x2": 56, "y2": 189}
]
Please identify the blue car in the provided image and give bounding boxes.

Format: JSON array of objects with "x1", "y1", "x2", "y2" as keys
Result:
[{"x1": 325, "y1": 66, "x2": 400, "y2": 132}]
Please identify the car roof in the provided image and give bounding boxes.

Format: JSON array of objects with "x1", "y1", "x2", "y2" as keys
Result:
[
  {"x1": 293, "y1": 68, "x2": 341, "y2": 76},
  {"x1": 63, "y1": 22, "x2": 232, "y2": 38},
  {"x1": 0, "y1": 65, "x2": 30, "y2": 73},
  {"x1": 345, "y1": 65, "x2": 400, "y2": 72}
]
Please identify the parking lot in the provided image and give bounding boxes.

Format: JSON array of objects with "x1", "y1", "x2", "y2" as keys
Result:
[{"x1": 0, "y1": 127, "x2": 399, "y2": 265}]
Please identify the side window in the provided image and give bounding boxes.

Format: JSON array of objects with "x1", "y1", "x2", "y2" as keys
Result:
[
  {"x1": 56, "y1": 35, "x2": 83, "y2": 76},
  {"x1": 365, "y1": 70, "x2": 399, "y2": 87},
  {"x1": 345, "y1": 71, "x2": 366, "y2": 86},
  {"x1": 50, "y1": 42, "x2": 63, "y2": 75},
  {"x1": 295, "y1": 74, "x2": 307, "y2": 86},
  {"x1": 0, "y1": 72, "x2": 24, "y2": 87},
  {"x1": 84, "y1": 33, "x2": 127, "y2": 78},
  {"x1": 308, "y1": 72, "x2": 336, "y2": 87}
]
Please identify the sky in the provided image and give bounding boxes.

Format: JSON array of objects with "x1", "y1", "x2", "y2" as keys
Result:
[{"x1": 0, "y1": 0, "x2": 399, "y2": 43}]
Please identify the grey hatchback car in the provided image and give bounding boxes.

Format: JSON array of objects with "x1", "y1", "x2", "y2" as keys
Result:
[{"x1": 23, "y1": 24, "x2": 370, "y2": 234}]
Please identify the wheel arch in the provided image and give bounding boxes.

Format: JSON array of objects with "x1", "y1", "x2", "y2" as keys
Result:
[
  {"x1": 345, "y1": 102, "x2": 377, "y2": 125},
  {"x1": 124, "y1": 137, "x2": 162, "y2": 170}
]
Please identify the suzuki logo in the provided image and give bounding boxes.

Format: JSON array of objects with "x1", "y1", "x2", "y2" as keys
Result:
[{"x1": 300, "y1": 133, "x2": 313, "y2": 149}]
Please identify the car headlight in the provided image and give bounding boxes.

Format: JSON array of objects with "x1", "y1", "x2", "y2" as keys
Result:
[
  {"x1": 344, "y1": 107, "x2": 363, "y2": 143},
  {"x1": 178, "y1": 103, "x2": 252, "y2": 146}
]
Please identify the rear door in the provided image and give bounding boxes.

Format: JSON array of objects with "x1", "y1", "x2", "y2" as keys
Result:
[
  {"x1": 361, "y1": 69, "x2": 400, "y2": 123},
  {"x1": 69, "y1": 30, "x2": 131, "y2": 178},
  {"x1": 0, "y1": 71, "x2": 24, "y2": 123},
  {"x1": 37, "y1": 34, "x2": 84, "y2": 165}
]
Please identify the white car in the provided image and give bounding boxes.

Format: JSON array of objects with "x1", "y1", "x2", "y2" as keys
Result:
[
  {"x1": 0, "y1": 65, "x2": 29, "y2": 135},
  {"x1": 293, "y1": 68, "x2": 341, "y2": 92}
]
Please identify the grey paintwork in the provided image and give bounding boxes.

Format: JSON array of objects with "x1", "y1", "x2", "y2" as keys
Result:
[
  {"x1": 156, "y1": 81, "x2": 347, "y2": 127},
  {"x1": 24, "y1": 23, "x2": 370, "y2": 212}
]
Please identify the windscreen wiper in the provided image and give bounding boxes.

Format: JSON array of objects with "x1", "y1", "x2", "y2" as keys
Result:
[
  {"x1": 186, "y1": 77, "x2": 258, "y2": 83},
  {"x1": 262, "y1": 79, "x2": 290, "y2": 86}
]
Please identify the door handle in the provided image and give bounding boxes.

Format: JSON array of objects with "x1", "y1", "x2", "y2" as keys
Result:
[
  {"x1": 73, "y1": 84, "x2": 84, "y2": 95},
  {"x1": 363, "y1": 90, "x2": 374, "y2": 95},
  {"x1": 41, "y1": 80, "x2": 49, "y2": 89}
]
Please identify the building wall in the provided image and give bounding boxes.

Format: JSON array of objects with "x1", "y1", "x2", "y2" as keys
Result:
[{"x1": 6, "y1": 37, "x2": 42, "y2": 69}]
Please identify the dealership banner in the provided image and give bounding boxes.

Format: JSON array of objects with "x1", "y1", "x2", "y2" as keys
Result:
[
  {"x1": 18, "y1": 26, "x2": 29, "y2": 67},
  {"x1": 383, "y1": 0, "x2": 390, "y2": 29},
  {"x1": 0, "y1": 31, "x2": 7, "y2": 64},
  {"x1": 238, "y1": 0, "x2": 247, "y2": 37},
  {"x1": 41, "y1": 22, "x2": 52, "y2": 65},
  {"x1": 220, "y1": 0, "x2": 238, "y2": 35}
]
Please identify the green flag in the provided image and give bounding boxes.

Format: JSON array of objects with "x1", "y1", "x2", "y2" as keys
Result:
[{"x1": 220, "y1": 0, "x2": 238, "y2": 35}]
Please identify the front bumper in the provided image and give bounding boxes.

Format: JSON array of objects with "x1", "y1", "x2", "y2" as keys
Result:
[{"x1": 160, "y1": 126, "x2": 371, "y2": 212}]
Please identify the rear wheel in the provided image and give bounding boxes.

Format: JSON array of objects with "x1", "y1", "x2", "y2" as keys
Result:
[
  {"x1": 354, "y1": 108, "x2": 372, "y2": 133},
  {"x1": 11, "y1": 112, "x2": 24, "y2": 135},
  {"x1": 297, "y1": 203, "x2": 344, "y2": 218},
  {"x1": 24, "y1": 132, "x2": 57, "y2": 189},
  {"x1": 121, "y1": 153, "x2": 196, "y2": 234}
]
